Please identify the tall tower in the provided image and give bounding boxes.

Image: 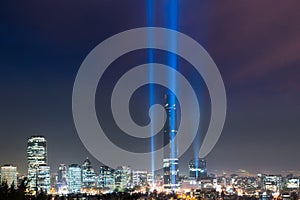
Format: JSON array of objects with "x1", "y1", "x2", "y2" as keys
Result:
[
  {"x1": 27, "y1": 136, "x2": 50, "y2": 194},
  {"x1": 163, "y1": 93, "x2": 179, "y2": 190}
]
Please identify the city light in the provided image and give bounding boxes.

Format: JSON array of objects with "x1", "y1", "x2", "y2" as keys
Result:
[{"x1": 1, "y1": 135, "x2": 300, "y2": 199}]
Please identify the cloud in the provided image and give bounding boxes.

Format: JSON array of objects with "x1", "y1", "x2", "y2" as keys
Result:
[{"x1": 196, "y1": 1, "x2": 300, "y2": 101}]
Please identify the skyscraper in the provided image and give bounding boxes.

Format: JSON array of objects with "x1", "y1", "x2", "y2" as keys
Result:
[
  {"x1": 27, "y1": 136, "x2": 50, "y2": 193},
  {"x1": 132, "y1": 170, "x2": 148, "y2": 187},
  {"x1": 263, "y1": 175, "x2": 283, "y2": 192},
  {"x1": 163, "y1": 94, "x2": 179, "y2": 190},
  {"x1": 189, "y1": 159, "x2": 207, "y2": 180},
  {"x1": 114, "y1": 166, "x2": 132, "y2": 191},
  {"x1": 37, "y1": 164, "x2": 51, "y2": 193},
  {"x1": 163, "y1": 158, "x2": 179, "y2": 189},
  {"x1": 81, "y1": 158, "x2": 97, "y2": 188},
  {"x1": 57, "y1": 164, "x2": 68, "y2": 194},
  {"x1": 98, "y1": 166, "x2": 115, "y2": 190},
  {"x1": 68, "y1": 164, "x2": 82, "y2": 193},
  {"x1": 1, "y1": 164, "x2": 17, "y2": 188}
]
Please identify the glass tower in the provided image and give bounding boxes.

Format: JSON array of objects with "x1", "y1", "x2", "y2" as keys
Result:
[
  {"x1": 37, "y1": 164, "x2": 51, "y2": 193},
  {"x1": 114, "y1": 166, "x2": 132, "y2": 191},
  {"x1": 81, "y1": 158, "x2": 97, "y2": 188},
  {"x1": 27, "y1": 136, "x2": 50, "y2": 193},
  {"x1": 98, "y1": 166, "x2": 115, "y2": 190},
  {"x1": 68, "y1": 164, "x2": 82, "y2": 193},
  {"x1": 132, "y1": 170, "x2": 148, "y2": 187}
]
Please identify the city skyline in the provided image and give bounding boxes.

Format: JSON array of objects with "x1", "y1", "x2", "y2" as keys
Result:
[
  {"x1": 0, "y1": 1, "x2": 300, "y2": 177},
  {"x1": 2, "y1": 134, "x2": 300, "y2": 177},
  {"x1": 2, "y1": 136, "x2": 300, "y2": 198}
]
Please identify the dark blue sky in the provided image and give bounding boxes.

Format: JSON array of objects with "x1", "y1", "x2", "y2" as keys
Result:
[{"x1": 0, "y1": 1, "x2": 300, "y2": 175}]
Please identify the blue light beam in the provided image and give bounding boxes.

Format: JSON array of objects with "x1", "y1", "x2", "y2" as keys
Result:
[
  {"x1": 147, "y1": 0, "x2": 155, "y2": 188},
  {"x1": 167, "y1": 0, "x2": 179, "y2": 189}
]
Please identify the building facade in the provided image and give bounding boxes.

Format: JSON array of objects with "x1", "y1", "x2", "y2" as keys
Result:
[
  {"x1": 57, "y1": 164, "x2": 68, "y2": 194},
  {"x1": 27, "y1": 136, "x2": 50, "y2": 193},
  {"x1": 263, "y1": 175, "x2": 282, "y2": 192},
  {"x1": 81, "y1": 158, "x2": 97, "y2": 188},
  {"x1": 188, "y1": 159, "x2": 207, "y2": 180},
  {"x1": 1, "y1": 164, "x2": 17, "y2": 188},
  {"x1": 163, "y1": 158, "x2": 179, "y2": 189},
  {"x1": 132, "y1": 170, "x2": 148, "y2": 187},
  {"x1": 37, "y1": 164, "x2": 51, "y2": 193},
  {"x1": 114, "y1": 166, "x2": 132, "y2": 191},
  {"x1": 68, "y1": 164, "x2": 82, "y2": 193},
  {"x1": 98, "y1": 166, "x2": 115, "y2": 190}
]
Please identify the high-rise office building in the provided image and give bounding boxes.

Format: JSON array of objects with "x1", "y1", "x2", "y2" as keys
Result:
[
  {"x1": 98, "y1": 166, "x2": 115, "y2": 190},
  {"x1": 189, "y1": 159, "x2": 207, "y2": 180},
  {"x1": 68, "y1": 164, "x2": 82, "y2": 193},
  {"x1": 114, "y1": 166, "x2": 132, "y2": 191},
  {"x1": 27, "y1": 136, "x2": 50, "y2": 193},
  {"x1": 163, "y1": 94, "x2": 179, "y2": 190},
  {"x1": 286, "y1": 178, "x2": 300, "y2": 189},
  {"x1": 163, "y1": 158, "x2": 179, "y2": 189},
  {"x1": 132, "y1": 170, "x2": 148, "y2": 187},
  {"x1": 1, "y1": 164, "x2": 17, "y2": 188},
  {"x1": 263, "y1": 175, "x2": 282, "y2": 192},
  {"x1": 57, "y1": 164, "x2": 68, "y2": 194},
  {"x1": 81, "y1": 158, "x2": 97, "y2": 188},
  {"x1": 37, "y1": 164, "x2": 51, "y2": 193}
]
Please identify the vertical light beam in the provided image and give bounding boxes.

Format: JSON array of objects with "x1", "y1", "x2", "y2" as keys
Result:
[
  {"x1": 147, "y1": 0, "x2": 155, "y2": 188},
  {"x1": 167, "y1": 0, "x2": 179, "y2": 190}
]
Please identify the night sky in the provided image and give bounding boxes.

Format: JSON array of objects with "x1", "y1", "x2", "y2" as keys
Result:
[{"x1": 0, "y1": 1, "x2": 300, "y2": 176}]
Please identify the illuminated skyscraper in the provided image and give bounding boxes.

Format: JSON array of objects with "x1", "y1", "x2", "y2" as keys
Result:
[
  {"x1": 163, "y1": 158, "x2": 179, "y2": 189},
  {"x1": 68, "y1": 164, "x2": 81, "y2": 193},
  {"x1": 81, "y1": 158, "x2": 97, "y2": 188},
  {"x1": 286, "y1": 178, "x2": 300, "y2": 189},
  {"x1": 27, "y1": 136, "x2": 50, "y2": 193},
  {"x1": 98, "y1": 166, "x2": 115, "y2": 190},
  {"x1": 57, "y1": 164, "x2": 68, "y2": 194},
  {"x1": 263, "y1": 175, "x2": 282, "y2": 192},
  {"x1": 132, "y1": 170, "x2": 148, "y2": 187},
  {"x1": 163, "y1": 94, "x2": 179, "y2": 190},
  {"x1": 37, "y1": 164, "x2": 51, "y2": 193},
  {"x1": 114, "y1": 166, "x2": 132, "y2": 191},
  {"x1": 189, "y1": 159, "x2": 207, "y2": 180},
  {"x1": 1, "y1": 164, "x2": 17, "y2": 188}
]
